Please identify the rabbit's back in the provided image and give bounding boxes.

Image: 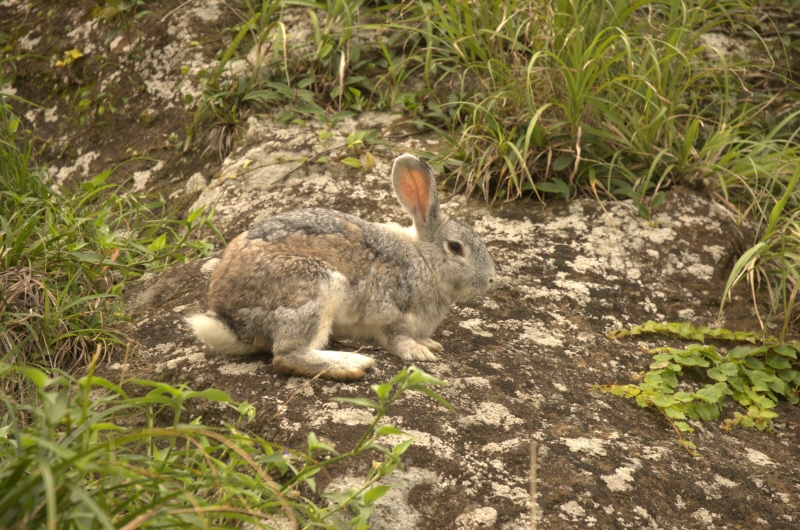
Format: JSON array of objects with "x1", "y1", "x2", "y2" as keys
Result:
[{"x1": 207, "y1": 208, "x2": 445, "y2": 345}]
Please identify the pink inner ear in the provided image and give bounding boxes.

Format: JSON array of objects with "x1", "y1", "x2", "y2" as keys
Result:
[{"x1": 399, "y1": 169, "x2": 430, "y2": 222}]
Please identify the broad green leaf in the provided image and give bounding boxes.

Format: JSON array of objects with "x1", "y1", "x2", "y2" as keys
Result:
[
  {"x1": 364, "y1": 485, "x2": 392, "y2": 505},
  {"x1": 727, "y1": 346, "x2": 755, "y2": 359},
  {"x1": 718, "y1": 362, "x2": 739, "y2": 376},
  {"x1": 744, "y1": 357, "x2": 765, "y2": 370},
  {"x1": 552, "y1": 153, "x2": 574, "y2": 171},
  {"x1": 772, "y1": 345, "x2": 798, "y2": 359},
  {"x1": 663, "y1": 407, "x2": 686, "y2": 419},
  {"x1": 147, "y1": 233, "x2": 166, "y2": 252},
  {"x1": 745, "y1": 369, "x2": 774, "y2": 392},
  {"x1": 341, "y1": 157, "x2": 362, "y2": 169},
  {"x1": 694, "y1": 382, "x2": 728, "y2": 403},
  {"x1": 765, "y1": 352, "x2": 792, "y2": 370},
  {"x1": 651, "y1": 191, "x2": 665, "y2": 210},
  {"x1": 766, "y1": 377, "x2": 787, "y2": 396},
  {"x1": 372, "y1": 382, "x2": 393, "y2": 401},
  {"x1": 19, "y1": 366, "x2": 50, "y2": 388},
  {"x1": 674, "y1": 421, "x2": 693, "y2": 432},
  {"x1": 392, "y1": 438, "x2": 414, "y2": 456},
  {"x1": 535, "y1": 177, "x2": 571, "y2": 200},
  {"x1": 187, "y1": 205, "x2": 206, "y2": 224}
]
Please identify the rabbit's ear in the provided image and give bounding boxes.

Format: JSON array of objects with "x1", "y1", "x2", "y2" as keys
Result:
[{"x1": 392, "y1": 154, "x2": 441, "y2": 240}]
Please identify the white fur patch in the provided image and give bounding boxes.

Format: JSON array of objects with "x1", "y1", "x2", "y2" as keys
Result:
[
  {"x1": 185, "y1": 314, "x2": 259, "y2": 355},
  {"x1": 310, "y1": 350, "x2": 375, "y2": 371},
  {"x1": 382, "y1": 221, "x2": 417, "y2": 241}
]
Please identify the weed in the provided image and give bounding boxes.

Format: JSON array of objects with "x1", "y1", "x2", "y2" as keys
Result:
[
  {"x1": 721, "y1": 163, "x2": 800, "y2": 336},
  {"x1": 0, "y1": 87, "x2": 219, "y2": 381},
  {"x1": 601, "y1": 321, "x2": 800, "y2": 455},
  {"x1": 0, "y1": 358, "x2": 450, "y2": 529}
]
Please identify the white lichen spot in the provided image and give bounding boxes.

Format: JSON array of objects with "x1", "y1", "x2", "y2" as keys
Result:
[
  {"x1": 686, "y1": 263, "x2": 714, "y2": 281},
  {"x1": 217, "y1": 361, "x2": 266, "y2": 375},
  {"x1": 776, "y1": 492, "x2": 791, "y2": 504},
  {"x1": 460, "y1": 402, "x2": 524, "y2": 430},
  {"x1": 52, "y1": 150, "x2": 99, "y2": 184},
  {"x1": 163, "y1": 350, "x2": 206, "y2": 370},
  {"x1": 490, "y1": 483, "x2": 528, "y2": 503},
  {"x1": 19, "y1": 32, "x2": 42, "y2": 50},
  {"x1": 325, "y1": 467, "x2": 438, "y2": 530},
  {"x1": 455, "y1": 506, "x2": 497, "y2": 528},
  {"x1": 132, "y1": 160, "x2": 165, "y2": 192},
  {"x1": 645, "y1": 227, "x2": 675, "y2": 244},
  {"x1": 185, "y1": 172, "x2": 207, "y2": 193},
  {"x1": 701, "y1": 33, "x2": 746, "y2": 56},
  {"x1": 745, "y1": 448, "x2": 776, "y2": 467},
  {"x1": 627, "y1": 268, "x2": 641, "y2": 280},
  {"x1": 462, "y1": 377, "x2": 491, "y2": 388},
  {"x1": 482, "y1": 298, "x2": 500, "y2": 310},
  {"x1": 562, "y1": 437, "x2": 607, "y2": 457},
  {"x1": 641, "y1": 446, "x2": 669, "y2": 460},
  {"x1": 44, "y1": 106, "x2": 58, "y2": 123},
  {"x1": 714, "y1": 474, "x2": 738, "y2": 488},
  {"x1": 475, "y1": 215, "x2": 536, "y2": 244},
  {"x1": 601, "y1": 459, "x2": 641, "y2": 492},
  {"x1": 482, "y1": 438, "x2": 522, "y2": 453},
  {"x1": 310, "y1": 406, "x2": 371, "y2": 427},
  {"x1": 380, "y1": 429, "x2": 454, "y2": 460},
  {"x1": 691, "y1": 507, "x2": 717, "y2": 525},
  {"x1": 459, "y1": 318, "x2": 494, "y2": 337},
  {"x1": 705, "y1": 244, "x2": 726, "y2": 261},
  {"x1": 521, "y1": 323, "x2": 563, "y2": 347},
  {"x1": 559, "y1": 501, "x2": 586, "y2": 520}
]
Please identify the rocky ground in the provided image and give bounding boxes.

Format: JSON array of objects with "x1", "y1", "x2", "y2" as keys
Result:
[{"x1": 2, "y1": 1, "x2": 799, "y2": 529}]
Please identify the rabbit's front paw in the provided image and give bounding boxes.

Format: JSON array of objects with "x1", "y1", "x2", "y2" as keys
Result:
[
  {"x1": 418, "y1": 338, "x2": 443, "y2": 353},
  {"x1": 391, "y1": 337, "x2": 438, "y2": 362}
]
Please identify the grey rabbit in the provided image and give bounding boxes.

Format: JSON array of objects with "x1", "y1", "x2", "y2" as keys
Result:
[{"x1": 186, "y1": 153, "x2": 497, "y2": 381}]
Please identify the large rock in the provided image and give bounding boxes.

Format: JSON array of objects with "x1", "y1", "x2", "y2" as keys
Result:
[{"x1": 122, "y1": 116, "x2": 800, "y2": 529}]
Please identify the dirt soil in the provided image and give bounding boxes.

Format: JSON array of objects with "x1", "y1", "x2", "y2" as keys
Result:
[{"x1": 3, "y1": 1, "x2": 799, "y2": 529}]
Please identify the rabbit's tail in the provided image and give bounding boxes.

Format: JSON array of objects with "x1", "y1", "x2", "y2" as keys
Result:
[{"x1": 185, "y1": 313, "x2": 259, "y2": 355}]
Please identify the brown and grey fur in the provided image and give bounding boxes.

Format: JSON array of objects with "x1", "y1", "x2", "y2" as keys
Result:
[{"x1": 187, "y1": 154, "x2": 497, "y2": 381}]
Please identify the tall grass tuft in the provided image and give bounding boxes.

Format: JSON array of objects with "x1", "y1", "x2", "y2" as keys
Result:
[{"x1": 0, "y1": 86, "x2": 219, "y2": 382}]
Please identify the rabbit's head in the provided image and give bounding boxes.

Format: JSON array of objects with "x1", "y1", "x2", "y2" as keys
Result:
[{"x1": 392, "y1": 154, "x2": 497, "y2": 303}]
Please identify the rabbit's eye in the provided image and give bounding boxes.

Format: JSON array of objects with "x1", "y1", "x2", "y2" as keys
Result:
[{"x1": 447, "y1": 241, "x2": 464, "y2": 256}]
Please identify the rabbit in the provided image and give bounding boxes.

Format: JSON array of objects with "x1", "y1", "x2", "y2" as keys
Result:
[{"x1": 186, "y1": 153, "x2": 497, "y2": 381}]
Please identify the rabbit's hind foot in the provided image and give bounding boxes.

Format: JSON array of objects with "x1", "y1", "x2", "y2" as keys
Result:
[{"x1": 273, "y1": 350, "x2": 374, "y2": 381}]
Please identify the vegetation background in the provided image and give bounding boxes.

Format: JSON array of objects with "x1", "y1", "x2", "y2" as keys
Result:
[{"x1": 1, "y1": 0, "x2": 799, "y2": 527}]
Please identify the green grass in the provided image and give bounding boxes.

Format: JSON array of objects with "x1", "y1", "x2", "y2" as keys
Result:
[
  {"x1": 0, "y1": 359, "x2": 449, "y2": 529},
  {"x1": 0, "y1": 94, "x2": 219, "y2": 380}
]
